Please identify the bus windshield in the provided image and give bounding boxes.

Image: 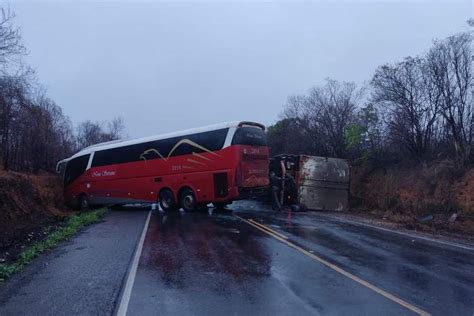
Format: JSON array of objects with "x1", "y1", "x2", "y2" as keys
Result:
[{"x1": 231, "y1": 127, "x2": 267, "y2": 146}]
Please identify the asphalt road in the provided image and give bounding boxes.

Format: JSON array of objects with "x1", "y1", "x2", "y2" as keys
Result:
[
  {"x1": 0, "y1": 209, "x2": 149, "y2": 315},
  {"x1": 1, "y1": 201, "x2": 473, "y2": 315}
]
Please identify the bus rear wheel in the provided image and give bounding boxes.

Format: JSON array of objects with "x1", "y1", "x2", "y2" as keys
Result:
[
  {"x1": 159, "y1": 189, "x2": 176, "y2": 212},
  {"x1": 179, "y1": 189, "x2": 196, "y2": 212}
]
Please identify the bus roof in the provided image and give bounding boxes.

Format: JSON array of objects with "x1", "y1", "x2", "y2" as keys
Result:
[{"x1": 67, "y1": 120, "x2": 264, "y2": 160}]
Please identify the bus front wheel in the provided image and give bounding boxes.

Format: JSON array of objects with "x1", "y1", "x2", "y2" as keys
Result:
[
  {"x1": 79, "y1": 194, "x2": 90, "y2": 211},
  {"x1": 159, "y1": 189, "x2": 176, "y2": 212},
  {"x1": 179, "y1": 189, "x2": 196, "y2": 212}
]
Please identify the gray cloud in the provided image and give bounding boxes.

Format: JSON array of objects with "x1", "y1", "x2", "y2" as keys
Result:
[{"x1": 12, "y1": 0, "x2": 471, "y2": 137}]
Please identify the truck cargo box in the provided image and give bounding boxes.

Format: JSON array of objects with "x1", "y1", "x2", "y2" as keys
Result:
[{"x1": 298, "y1": 155, "x2": 349, "y2": 211}]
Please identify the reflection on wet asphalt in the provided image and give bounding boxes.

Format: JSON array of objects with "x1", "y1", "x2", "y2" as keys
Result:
[
  {"x1": 127, "y1": 202, "x2": 423, "y2": 316},
  {"x1": 231, "y1": 201, "x2": 474, "y2": 315}
]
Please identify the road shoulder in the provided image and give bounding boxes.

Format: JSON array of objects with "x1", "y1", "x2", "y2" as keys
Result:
[
  {"x1": 0, "y1": 210, "x2": 148, "y2": 315},
  {"x1": 313, "y1": 211, "x2": 474, "y2": 251}
]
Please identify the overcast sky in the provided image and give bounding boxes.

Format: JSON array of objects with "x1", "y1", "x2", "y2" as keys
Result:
[{"x1": 11, "y1": 0, "x2": 472, "y2": 138}]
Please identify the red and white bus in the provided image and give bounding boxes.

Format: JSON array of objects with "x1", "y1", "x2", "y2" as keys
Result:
[{"x1": 57, "y1": 121, "x2": 269, "y2": 211}]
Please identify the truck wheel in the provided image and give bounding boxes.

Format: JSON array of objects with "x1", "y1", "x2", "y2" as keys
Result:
[
  {"x1": 179, "y1": 189, "x2": 196, "y2": 212},
  {"x1": 79, "y1": 194, "x2": 90, "y2": 211},
  {"x1": 159, "y1": 189, "x2": 176, "y2": 212}
]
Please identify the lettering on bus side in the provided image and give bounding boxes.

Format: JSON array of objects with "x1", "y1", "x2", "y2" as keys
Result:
[
  {"x1": 243, "y1": 148, "x2": 261, "y2": 155},
  {"x1": 91, "y1": 170, "x2": 116, "y2": 177}
]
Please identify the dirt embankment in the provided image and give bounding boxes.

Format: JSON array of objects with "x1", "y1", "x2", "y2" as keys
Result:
[
  {"x1": 0, "y1": 170, "x2": 70, "y2": 259},
  {"x1": 350, "y1": 160, "x2": 474, "y2": 237}
]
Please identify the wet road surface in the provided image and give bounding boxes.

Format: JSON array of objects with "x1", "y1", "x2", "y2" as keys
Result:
[
  {"x1": 128, "y1": 210, "x2": 411, "y2": 315},
  {"x1": 1, "y1": 201, "x2": 473, "y2": 315},
  {"x1": 124, "y1": 201, "x2": 473, "y2": 315},
  {"x1": 0, "y1": 210, "x2": 149, "y2": 315},
  {"x1": 231, "y1": 203, "x2": 474, "y2": 315}
]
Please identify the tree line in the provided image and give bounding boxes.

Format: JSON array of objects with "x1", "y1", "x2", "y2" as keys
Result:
[
  {"x1": 0, "y1": 7, "x2": 125, "y2": 173},
  {"x1": 268, "y1": 28, "x2": 473, "y2": 166}
]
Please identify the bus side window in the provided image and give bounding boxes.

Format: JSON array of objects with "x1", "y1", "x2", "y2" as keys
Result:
[
  {"x1": 90, "y1": 128, "x2": 230, "y2": 167},
  {"x1": 197, "y1": 128, "x2": 228, "y2": 152},
  {"x1": 64, "y1": 154, "x2": 90, "y2": 186}
]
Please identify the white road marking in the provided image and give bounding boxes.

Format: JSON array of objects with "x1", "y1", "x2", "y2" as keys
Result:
[
  {"x1": 317, "y1": 214, "x2": 474, "y2": 252},
  {"x1": 117, "y1": 210, "x2": 152, "y2": 316}
]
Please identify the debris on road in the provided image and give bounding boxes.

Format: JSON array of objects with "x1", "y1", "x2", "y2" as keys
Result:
[
  {"x1": 418, "y1": 214, "x2": 434, "y2": 223},
  {"x1": 448, "y1": 213, "x2": 459, "y2": 223}
]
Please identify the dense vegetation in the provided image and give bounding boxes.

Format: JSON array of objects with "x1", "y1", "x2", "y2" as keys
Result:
[
  {"x1": 0, "y1": 8, "x2": 125, "y2": 173},
  {"x1": 268, "y1": 27, "x2": 473, "y2": 167}
]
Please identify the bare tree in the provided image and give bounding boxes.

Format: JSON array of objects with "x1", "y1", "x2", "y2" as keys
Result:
[
  {"x1": 76, "y1": 121, "x2": 105, "y2": 149},
  {"x1": 0, "y1": 82, "x2": 77, "y2": 172},
  {"x1": 282, "y1": 79, "x2": 362, "y2": 158},
  {"x1": 107, "y1": 117, "x2": 126, "y2": 140},
  {"x1": 76, "y1": 117, "x2": 125, "y2": 149},
  {"x1": 371, "y1": 57, "x2": 441, "y2": 159},
  {"x1": 266, "y1": 118, "x2": 308, "y2": 156},
  {"x1": 271, "y1": 31, "x2": 472, "y2": 167},
  {"x1": 426, "y1": 33, "x2": 473, "y2": 163},
  {"x1": 0, "y1": 76, "x2": 29, "y2": 169},
  {"x1": 0, "y1": 6, "x2": 27, "y2": 71},
  {"x1": 0, "y1": 5, "x2": 126, "y2": 173}
]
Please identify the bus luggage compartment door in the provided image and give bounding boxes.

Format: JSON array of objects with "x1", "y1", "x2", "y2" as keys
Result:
[
  {"x1": 213, "y1": 172, "x2": 228, "y2": 198},
  {"x1": 298, "y1": 155, "x2": 350, "y2": 211}
]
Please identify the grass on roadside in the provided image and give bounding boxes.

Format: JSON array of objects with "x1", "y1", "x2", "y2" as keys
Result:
[{"x1": 0, "y1": 208, "x2": 108, "y2": 282}]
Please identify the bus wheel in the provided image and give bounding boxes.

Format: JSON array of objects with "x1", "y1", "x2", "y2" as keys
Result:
[
  {"x1": 159, "y1": 189, "x2": 176, "y2": 212},
  {"x1": 179, "y1": 189, "x2": 196, "y2": 212},
  {"x1": 79, "y1": 194, "x2": 90, "y2": 211}
]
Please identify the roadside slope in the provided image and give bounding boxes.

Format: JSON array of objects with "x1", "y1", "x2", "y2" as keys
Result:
[
  {"x1": 350, "y1": 161, "x2": 474, "y2": 236},
  {"x1": 0, "y1": 170, "x2": 69, "y2": 261}
]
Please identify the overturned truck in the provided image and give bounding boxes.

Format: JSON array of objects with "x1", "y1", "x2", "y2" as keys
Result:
[{"x1": 269, "y1": 155, "x2": 350, "y2": 211}]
